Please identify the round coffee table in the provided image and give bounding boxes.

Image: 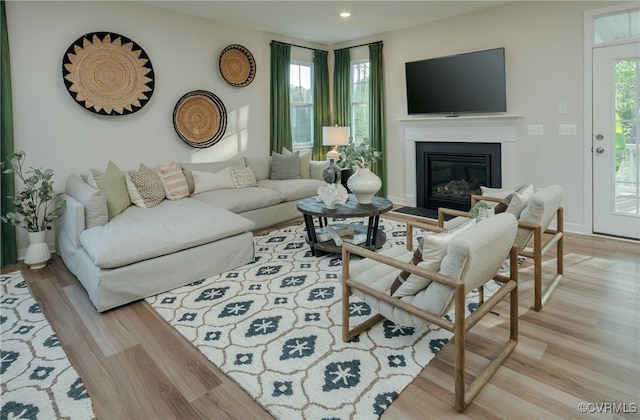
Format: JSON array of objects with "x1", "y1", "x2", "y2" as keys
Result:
[{"x1": 296, "y1": 194, "x2": 393, "y2": 256}]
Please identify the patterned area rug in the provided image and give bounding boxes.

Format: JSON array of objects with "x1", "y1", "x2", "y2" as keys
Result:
[
  {"x1": 147, "y1": 219, "x2": 495, "y2": 419},
  {"x1": 1, "y1": 271, "x2": 95, "y2": 419}
]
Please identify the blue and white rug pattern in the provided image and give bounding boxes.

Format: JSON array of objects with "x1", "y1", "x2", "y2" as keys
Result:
[
  {"x1": 1, "y1": 271, "x2": 95, "y2": 419},
  {"x1": 147, "y1": 219, "x2": 495, "y2": 419}
]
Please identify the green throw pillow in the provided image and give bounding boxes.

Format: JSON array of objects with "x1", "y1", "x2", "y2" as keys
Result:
[{"x1": 91, "y1": 161, "x2": 130, "y2": 220}]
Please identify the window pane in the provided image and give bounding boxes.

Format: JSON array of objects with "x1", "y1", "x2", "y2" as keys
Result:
[
  {"x1": 595, "y1": 10, "x2": 640, "y2": 44},
  {"x1": 290, "y1": 62, "x2": 314, "y2": 146},
  {"x1": 351, "y1": 61, "x2": 370, "y2": 143},
  {"x1": 291, "y1": 105, "x2": 312, "y2": 144}
]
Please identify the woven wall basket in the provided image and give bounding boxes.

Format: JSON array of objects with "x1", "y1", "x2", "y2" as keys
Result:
[
  {"x1": 173, "y1": 90, "x2": 227, "y2": 148},
  {"x1": 62, "y1": 32, "x2": 155, "y2": 116},
  {"x1": 219, "y1": 44, "x2": 256, "y2": 87}
]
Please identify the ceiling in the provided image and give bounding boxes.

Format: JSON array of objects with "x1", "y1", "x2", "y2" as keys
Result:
[{"x1": 144, "y1": 1, "x2": 515, "y2": 45}]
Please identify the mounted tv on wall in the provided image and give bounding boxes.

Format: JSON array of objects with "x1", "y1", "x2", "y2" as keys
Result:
[{"x1": 405, "y1": 47, "x2": 506, "y2": 116}]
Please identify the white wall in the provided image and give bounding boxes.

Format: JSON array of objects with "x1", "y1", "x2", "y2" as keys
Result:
[
  {"x1": 338, "y1": 0, "x2": 625, "y2": 234},
  {"x1": 5, "y1": 0, "x2": 323, "y2": 254},
  {"x1": 5, "y1": 1, "x2": 627, "y2": 255}
]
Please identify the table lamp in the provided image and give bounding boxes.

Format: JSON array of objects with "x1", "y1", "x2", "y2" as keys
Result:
[{"x1": 322, "y1": 126, "x2": 349, "y2": 161}]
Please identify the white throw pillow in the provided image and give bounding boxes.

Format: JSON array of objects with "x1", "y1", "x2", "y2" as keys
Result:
[
  {"x1": 392, "y1": 220, "x2": 475, "y2": 297},
  {"x1": 506, "y1": 184, "x2": 534, "y2": 217},
  {"x1": 192, "y1": 168, "x2": 235, "y2": 194},
  {"x1": 480, "y1": 186, "x2": 514, "y2": 199}
]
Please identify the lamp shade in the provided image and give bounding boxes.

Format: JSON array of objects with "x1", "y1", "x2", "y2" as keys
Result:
[{"x1": 322, "y1": 126, "x2": 349, "y2": 146}]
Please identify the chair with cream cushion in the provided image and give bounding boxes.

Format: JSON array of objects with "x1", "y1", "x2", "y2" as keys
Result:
[
  {"x1": 341, "y1": 213, "x2": 519, "y2": 412},
  {"x1": 416, "y1": 185, "x2": 564, "y2": 311}
]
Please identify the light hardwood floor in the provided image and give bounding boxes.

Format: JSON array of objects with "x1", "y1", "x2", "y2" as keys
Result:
[{"x1": 3, "y1": 215, "x2": 639, "y2": 419}]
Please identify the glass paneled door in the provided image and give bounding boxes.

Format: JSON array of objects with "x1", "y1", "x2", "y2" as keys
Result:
[{"x1": 593, "y1": 42, "x2": 640, "y2": 239}]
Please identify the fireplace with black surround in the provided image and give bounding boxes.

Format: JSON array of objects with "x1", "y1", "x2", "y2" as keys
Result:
[{"x1": 416, "y1": 142, "x2": 502, "y2": 211}]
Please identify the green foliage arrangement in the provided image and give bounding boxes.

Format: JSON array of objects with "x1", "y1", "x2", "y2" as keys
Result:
[
  {"x1": 470, "y1": 200, "x2": 491, "y2": 221},
  {"x1": 1, "y1": 151, "x2": 65, "y2": 232},
  {"x1": 335, "y1": 140, "x2": 382, "y2": 170}
]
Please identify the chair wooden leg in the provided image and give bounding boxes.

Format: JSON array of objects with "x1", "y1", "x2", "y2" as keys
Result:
[
  {"x1": 454, "y1": 284, "x2": 466, "y2": 412},
  {"x1": 533, "y1": 226, "x2": 543, "y2": 311}
]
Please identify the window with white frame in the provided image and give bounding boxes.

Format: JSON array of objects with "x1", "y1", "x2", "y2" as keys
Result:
[
  {"x1": 290, "y1": 62, "x2": 313, "y2": 148},
  {"x1": 351, "y1": 60, "x2": 370, "y2": 144}
]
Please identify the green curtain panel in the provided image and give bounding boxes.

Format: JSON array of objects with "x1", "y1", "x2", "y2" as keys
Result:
[
  {"x1": 312, "y1": 50, "x2": 330, "y2": 161},
  {"x1": 1, "y1": 0, "x2": 17, "y2": 267},
  {"x1": 369, "y1": 42, "x2": 387, "y2": 197},
  {"x1": 333, "y1": 48, "x2": 351, "y2": 128},
  {"x1": 269, "y1": 41, "x2": 292, "y2": 154}
]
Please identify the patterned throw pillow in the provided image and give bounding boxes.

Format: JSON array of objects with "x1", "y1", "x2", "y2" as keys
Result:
[
  {"x1": 126, "y1": 164, "x2": 165, "y2": 208},
  {"x1": 90, "y1": 161, "x2": 130, "y2": 220},
  {"x1": 230, "y1": 167, "x2": 258, "y2": 188},
  {"x1": 270, "y1": 151, "x2": 300, "y2": 180},
  {"x1": 282, "y1": 147, "x2": 312, "y2": 179},
  {"x1": 157, "y1": 161, "x2": 189, "y2": 200}
]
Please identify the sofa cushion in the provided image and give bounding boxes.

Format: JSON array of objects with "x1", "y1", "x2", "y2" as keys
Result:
[
  {"x1": 89, "y1": 161, "x2": 130, "y2": 220},
  {"x1": 65, "y1": 174, "x2": 108, "y2": 229},
  {"x1": 257, "y1": 178, "x2": 325, "y2": 202},
  {"x1": 194, "y1": 187, "x2": 283, "y2": 213},
  {"x1": 79, "y1": 198, "x2": 254, "y2": 269},
  {"x1": 270, "y1": 151, "x2": 300, "y2": 180},
  {"x1": 126, "y1": 163, "x2": 165, "y2": 208},
  {"x1": 245, "y1": 156, "x2": 271, "y2": 181}
]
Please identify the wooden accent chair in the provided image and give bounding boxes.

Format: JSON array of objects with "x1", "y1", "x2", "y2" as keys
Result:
[
  {"x1": 413, "y1": 185, "x2": 564, "y2": 311},
  {"x1": 341, "y1": 213, "x2": 519, "y2": 412}
]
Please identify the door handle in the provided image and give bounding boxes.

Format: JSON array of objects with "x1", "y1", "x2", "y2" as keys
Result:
[{"x1": 595, "y1": 147, "x2": 605, "y2": 154}]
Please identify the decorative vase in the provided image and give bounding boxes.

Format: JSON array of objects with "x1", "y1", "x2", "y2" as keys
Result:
[
  {"x1": 347, "y1": 167, "x2": 382, "y2": 204},
  {"x1": 322, "y1": 159, "x2": 341, "y2": 184},
  {"x1": 24, "y1": 231, "x2": 51, "y2": 270}
]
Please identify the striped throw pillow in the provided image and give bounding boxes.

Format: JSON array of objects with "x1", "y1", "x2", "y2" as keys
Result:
[{"x1": 157, "y1": 161, "x2": 189, "y2": 200}]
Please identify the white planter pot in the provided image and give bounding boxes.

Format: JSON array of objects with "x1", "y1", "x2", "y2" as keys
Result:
[
  {"x1": 347, "y1": 167, "x2": 382, "y2": 204},
  {"x1": 24, "y1": 230, "x2": 50, "y2": 270}
]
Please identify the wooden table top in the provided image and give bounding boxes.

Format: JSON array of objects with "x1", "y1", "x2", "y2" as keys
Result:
[{"x1": 297, "y1": 194, "x2": 393, "y2": 218}]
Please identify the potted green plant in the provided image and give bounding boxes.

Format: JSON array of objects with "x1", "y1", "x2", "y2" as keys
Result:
[
  {"x1": 335, "y1": 140, "x2": 383, "y2": 204},
  {"x1": 1, "y1": 150, "x2": 65, "y2": 269},
  {"x1": 335, "y1": 139, "x2": 382, "y2": 171}
]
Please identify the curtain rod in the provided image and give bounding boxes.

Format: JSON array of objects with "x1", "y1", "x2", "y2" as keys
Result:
[
  {"x1": 271, "y1": 40, "x2": 328, "y2": 53},
  {"x1": 334, "y1": 40, "x2": 383, "y2": 52}
]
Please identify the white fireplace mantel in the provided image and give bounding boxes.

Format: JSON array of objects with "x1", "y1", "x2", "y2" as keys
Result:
[{"x1": 401, "y1": 115, "x2": 522, "y2": 207}]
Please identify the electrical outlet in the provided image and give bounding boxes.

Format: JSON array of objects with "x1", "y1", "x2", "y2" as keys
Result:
[
  {"x1": 527, "y1": 124, "x2": 544, "y2": 135},
  {"x1": 559, "y1": 124, "x2": 577, "y2": 135},
  {"x1": 558, "y1": 103, "x2": 567, "y2": 114}
]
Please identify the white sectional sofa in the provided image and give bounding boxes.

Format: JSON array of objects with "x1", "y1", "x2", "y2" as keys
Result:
[{"x1": 57, "y1": 155, "x2": 328, "y2": 312}]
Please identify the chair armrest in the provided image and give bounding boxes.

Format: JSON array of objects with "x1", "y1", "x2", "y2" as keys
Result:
[
  {"x1": 438, "y1": 208, "x2": 470, "y2": 227},
  {"x1": 341, "y1": 243, "x2": 462, "y2": 288},
  {"x1": 471, "y1": 194, "x2": 502, "y2": 206}
]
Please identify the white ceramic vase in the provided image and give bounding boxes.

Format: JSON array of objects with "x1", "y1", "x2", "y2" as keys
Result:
[
  {"x1": 24, "y1": 230, "x2": 50, "y2": 270},
  {"x1": 347, "y1": 167, "x2": 382, "y2": 204}
]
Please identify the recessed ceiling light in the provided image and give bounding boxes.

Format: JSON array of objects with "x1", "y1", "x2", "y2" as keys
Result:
[{"x1": 340, "y1": 12, "x2": 351, "y2": 18}]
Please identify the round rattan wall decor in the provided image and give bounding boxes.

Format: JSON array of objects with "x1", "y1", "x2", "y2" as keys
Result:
[
  {"x1": 173, "y1": 90, "x2": 227, "y2": 148},
  {"x1": 219, "y1": 44, "x2": 256, "y2": 87},
  {"x1": 62, "y1": 32, "x2": 155, "y2": 116}
]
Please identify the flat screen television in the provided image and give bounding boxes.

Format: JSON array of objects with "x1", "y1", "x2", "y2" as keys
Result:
[{"x1": 405, "y1": 47, "x2": 506, "y2": 116}]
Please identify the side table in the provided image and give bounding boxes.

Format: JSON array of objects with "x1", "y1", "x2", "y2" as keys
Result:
[{"x1": 296, "y1": 194, "x2": 393, "y2": 256}]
